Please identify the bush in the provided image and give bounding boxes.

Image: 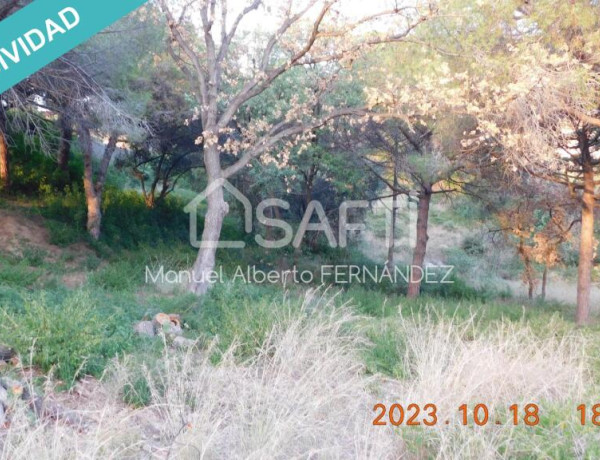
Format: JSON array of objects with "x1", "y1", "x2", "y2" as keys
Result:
[
  {"x1": 40, "y1": 186, "x2": 211, "y2": 251},
  {"x1": 461, "y1": 235, "x2": 485, "y2": 255},
  {"x1": 42, "y1": 184, "x2": 87, "y2": 224},
  {"x1": 7, "y1": 131, "x2": 83, "y2": 195},
  {"x1": 46, "y1": 220, "x2": 84, "y2": 246},
  {"x1": 0, "y1": 291, "x2": 131, "y2": 384}
]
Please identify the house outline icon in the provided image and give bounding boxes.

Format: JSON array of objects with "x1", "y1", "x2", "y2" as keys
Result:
[{"x1": 184, "y1": 178, "x2": 252, "y2": 249}]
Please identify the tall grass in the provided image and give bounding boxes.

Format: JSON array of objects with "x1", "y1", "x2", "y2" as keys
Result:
[
  {"x1": 380, "y1": 310, "x2": 591, "y2": 458},
  {"x1": 0, "y1": 290, "x2": 401, "y2": 458},
  {"x1": 0, "y1": 294, "x2": 595, "y2": 459}
]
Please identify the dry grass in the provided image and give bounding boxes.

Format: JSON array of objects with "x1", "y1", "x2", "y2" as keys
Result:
[
  {"x1": 0, "y1": 292, "x2": 401, "y2": 459},
  {"x1": 378, "y1": 310, "x2": 590, "y2": 459},
  {"x1": 0, "y1": 297, "x2": 595, "y2": 459}
]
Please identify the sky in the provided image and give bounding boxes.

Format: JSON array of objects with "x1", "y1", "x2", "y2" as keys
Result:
[{"x1": 173, "y1": 0, "x2": 422, "y2": 39}]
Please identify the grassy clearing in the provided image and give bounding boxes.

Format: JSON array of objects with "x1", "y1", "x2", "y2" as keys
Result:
[{"x1": 0, "y1": 187, "x2": 598, "y2": 458}]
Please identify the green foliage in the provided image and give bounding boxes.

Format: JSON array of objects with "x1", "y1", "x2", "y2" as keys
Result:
[
  {"x1": 461, "y1": 235, "x2": 485, "y2": 255},
  {"x1": 0, "y1": 291, "x2": 112, "y2": 383},
  {"x1": 46, "y1": 220, "x2": 84, "y2": 246},
  {"x1": 364, "y1": 327, "x2": 406, "y2": 379},
  {"x1": 420, "y1": 273, "x2": 489, "y2": 300},
  {"x1": 100, "y1": 188, "x2": 188, "y2": 248},
  {"x1": 42, "y1": 184, "x2": 87, "y2": 223},
  {"x1": 88, "y1": 260, "x2": 141, "y2": 291},
  {"x1": 21, "y1": 247, "x2": 47, "y2": 267},
  {"x1": 39, "y1": 186, "x2": 223, "y2": 252},
  {"x1": 0, "y1": 256, "x2": 41, "y2": 288},
  {"x1": 122, "y1": 376, "x2": 152, "y2": 408},
  {"x1": 42, "y1": 185, "x2": 87, "y2": 245},
  {"x1": 197, "y1": 282, "x2": 286, "y2": 360},
  {"x1": 7, "y1": 131, "x2": 83, "y2": 195},
  {"x1": 343, "y1": 286, "x2": 398, "y2": 317}
]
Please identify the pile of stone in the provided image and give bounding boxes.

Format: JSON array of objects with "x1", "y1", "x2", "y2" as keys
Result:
[{"x1": 133, "y1": 313, "x2": 195, "y2": 349}]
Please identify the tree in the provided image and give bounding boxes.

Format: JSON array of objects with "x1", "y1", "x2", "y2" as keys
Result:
[
  {"x1": 0, "y1": 0, "x2": 33, "y2": 190},
  {"x1": 44, "y1": 6, "x2": 158, "y2": 237},
  {"x1": 26, "y1": 53, "x2": 142, "y2": 239},
  {"x1": 359, "y1": 118, "x2": 463, "y2": 296},
  {"x1": 497, "y1": 189, "x2": 575, "y2": 301},
  {"x1": 453, "y1": 2, "x2": 600, "y2": 324},
  {"x1": 158, "y1": 0, "x2": 435, "y2": 294},
  {"x1": 77, "y1": 125, "x2": 119, "y2": 239},
  {"x1": 126, "y1": 60, "x2": 203, "y2": 208},
  {"x1": 371, "y1": 0, "x2": 600, "y2": 323}
]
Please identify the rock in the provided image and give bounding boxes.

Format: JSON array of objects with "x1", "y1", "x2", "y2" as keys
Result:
[
  {"x1": 172, "y1": 337, "x2": 196, "y2": 349},
  {"x1": 134, "y1": 321, "x2": 155, "y2": 337},
  {"x1": 153, "y1": 313, "x2": 183, "y2": 336},
  {"x1": 37, "y1": 398, "x2": 89, "y2": 429},
  {"x1": 0, "y1": 345, "x2": 15, "y2": 362},
  {"x1": 0, "y1": 384, "x2": 7, "y2": 407},
  {"x1": 166, "y1": 323, "x2": 183, "y2": 336}
]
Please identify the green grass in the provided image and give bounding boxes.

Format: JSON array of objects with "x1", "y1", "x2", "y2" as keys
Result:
[
  {"x1": 0, "y1": 290, "x2": 124, "y2": 384},
  {"x1": 0, "y1": 182, "x2": 591, "y2": 429}
]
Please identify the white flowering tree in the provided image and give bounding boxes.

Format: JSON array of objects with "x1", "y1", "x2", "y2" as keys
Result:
[{"x1": 158, "y1": 0, "x2": 435, "y2": 294}]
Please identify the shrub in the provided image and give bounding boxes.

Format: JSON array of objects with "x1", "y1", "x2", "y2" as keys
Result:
[
  {"x1": 42, "y1": 184, "x2": 87, "y2": 225},
  {"x1": 7, "y1": 130, "x2": 83, "y2": 195},
  {"x1": 46, "y1": 220, "x2": 84, "y2": 246},
  {"x1": 40, "y1": 186, "x2": 208, "y2": 251},
  {"x1": 461, "y1": 235, "x2": 485, "y2": 255},
  {"x1": 0, "y1": 291, "x2": 127, "y2": 384}
]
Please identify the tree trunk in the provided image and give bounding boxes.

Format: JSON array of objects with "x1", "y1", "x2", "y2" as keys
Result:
[
  {"x1": 78, "y1": 126, "x2": 102, "y2": 239},
  {"x1": 189, "y1": 144, "x2": 229, "y2": 295},
  {"x1": 576, "y1": 131, "x2": 595, "y2": 326},
  {"x1": 0, "y1": 108, "x2": 9, "y2": 191},
  {"x1": 77, "y1": 127, "x2": 118, "y2": 240},
  {"x1": 541, "y1": 265, "x2": 547, "y2": 301},
  {"x1": 407, "y1": 187, "x2": 432, "y2": 298},
  {"x1": 58, "y1": 114, "x2": 72, "y2": 172},
  {"x1": 386, "y1": 166, "x2": 399, "y2": 269},
  {"x1": 524, "y1": 256, "x2": 534, "y2": 300},
  {"x1": 518, "y1": 237, "x2": 535, "y2": 301},
  {"x1": 265, "y1": 205, "x2": 274, "y2": 243},
  {"x1": 145, "y1": 193, "x2": 156, "y2": 209}
]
